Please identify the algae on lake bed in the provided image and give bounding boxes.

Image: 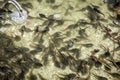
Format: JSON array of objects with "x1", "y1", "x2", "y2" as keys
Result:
[{"x1": 0, "y1": 0, "x2": 120, "y2": 80}]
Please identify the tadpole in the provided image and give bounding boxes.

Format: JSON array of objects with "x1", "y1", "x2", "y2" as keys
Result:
[
  {"x1": 108, "y1": 72, "x2": 120, "y2": 79},
  {"x1": 33, "y1": 58, "x2": 43, "y2": 68},
  {"x1": 19, "y1": 25, "x2": 32, "y2": 35},
  {"x1": 81, "y1": 43, "x2": 93, "y2": 48},
  {"x1": 46, "y1": 0, "x2": 55, "y2": 3},
  {"x1": 58, "y1": 73, "x2": 76, "y2": 80},
  {"x1": 39, "y1": 13, "x2": 47, "y2": 19},
  {"x1": 29, "y1": 72, "x2": 37, "y2": 80},
  {"x1": 22, "y1": 2, "x2": 33, "y2": 9},
  {"x1": 37, "y1": 0, "x2": 42, "y2": 3}
]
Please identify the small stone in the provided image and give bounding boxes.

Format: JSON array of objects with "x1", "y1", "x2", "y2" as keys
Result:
[{"x1": 67, "y1": 41, "x2": 74, "y2": 47}]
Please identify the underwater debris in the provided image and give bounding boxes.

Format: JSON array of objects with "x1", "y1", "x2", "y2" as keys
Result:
[
  {"x1": 5, "y1": 0, "x2": 28, "y2": 24},
  {"x1": 108, "y1": 58, "x2": 120, "y2": 69},
  {"x1": 89, "y1": 54, "x2": 112, "y2": 70},
  {"x1": 89, "y1": 4, "x2": 104, "y2": 16},
  {"x1": 104, "y1": 65, "x2": 111, "y2": 71},
  {"x1": 115, "y1": 61, "x2": 120, "y2": 68},
  {"x1": 92, "y1": 6, "x2": 104, "y2": 16},
  {"x1": 102, "y1": 26, "x2": 119, "y2": 42}
]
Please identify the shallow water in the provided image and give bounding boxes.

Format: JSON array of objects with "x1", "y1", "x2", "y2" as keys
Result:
[{"x1": 0, "y1": 0, "x2": 120, "y2": 80}]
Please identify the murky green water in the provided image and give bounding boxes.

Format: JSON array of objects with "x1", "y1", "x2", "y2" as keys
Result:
[{"x1": 0, "y1": 0, "x2": 120, "y2": 80}]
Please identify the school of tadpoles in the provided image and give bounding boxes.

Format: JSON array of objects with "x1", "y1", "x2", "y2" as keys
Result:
[{"x1": 0, "y1": 0, "x2": 120, "y2": 80}]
